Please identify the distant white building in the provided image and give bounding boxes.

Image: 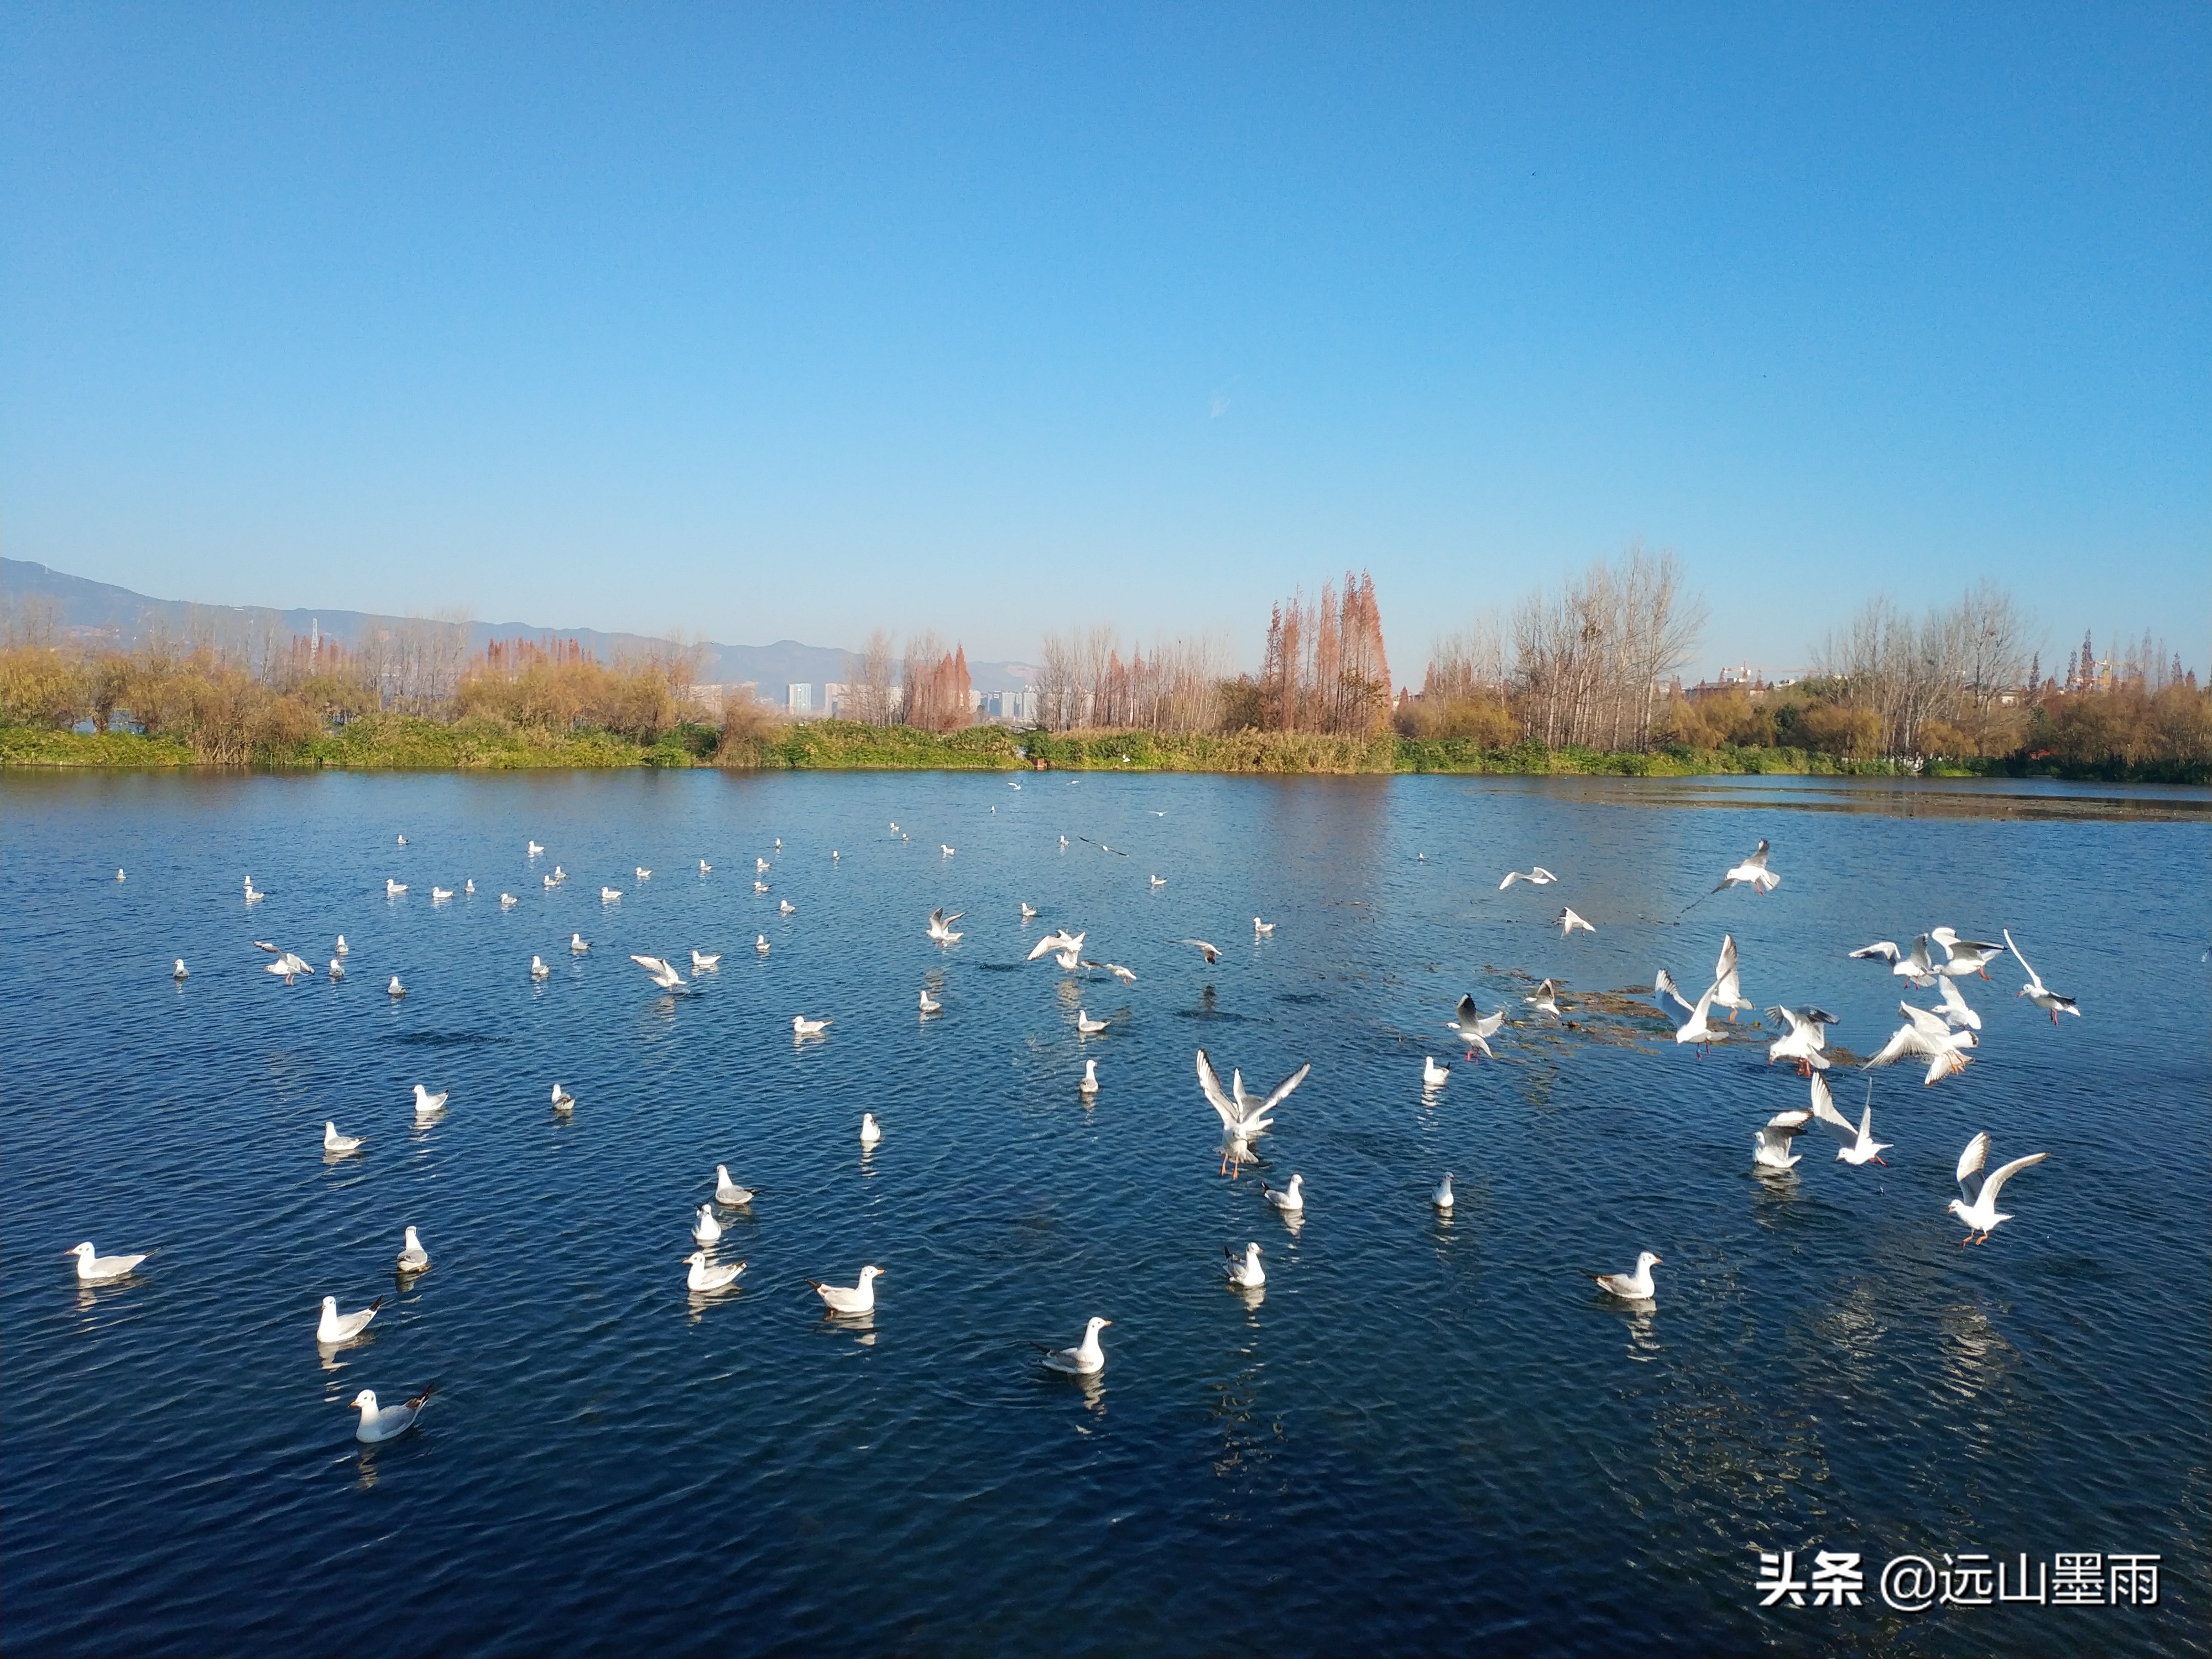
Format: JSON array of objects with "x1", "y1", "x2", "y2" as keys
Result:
[
  {"x1": 786, "y1": 684, "x2": 813, "y2": 715},
  {"x1": 823, "y1": 681, "x2": 849, "y2": 717}
]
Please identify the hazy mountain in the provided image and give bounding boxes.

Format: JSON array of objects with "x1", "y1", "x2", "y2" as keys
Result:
[{"x1": 0, "y1": 559, "x2": 1036, "y2": 695}]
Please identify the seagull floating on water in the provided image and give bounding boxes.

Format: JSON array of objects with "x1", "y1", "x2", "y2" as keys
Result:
[
  {"x1": 1076, "y1": 1009, "x2": 1108, "y2": 1035},
  {"x1": 412, "y1": 1083, "x2": 448, "y2": 1120},
  {"x1": 918, "y1": 987, "x2": 942, "y2": 1015},
  {"x1": 755, "y1": 935, "x2": 770, "y2": 955},
  {"x1": 601, "y1": 887, "x2": 622, "y2": 903},
  {"x1": 530, "y1": 956, "x2": 550, "y2": 980},
  {"x1": 1150, "y1": 874, "x2": 1166, "y2": 888},
  {"x1": 699, "y1": 858, "x2": 711, "y2": 874},
  {"x1": 2005, "y1": 928, "x2": 2080, "y2": 1024},
  {"x1": 692, "y1": 949, "x2": 721, "y2": 971},
  {"x1": 1021, "y1": 902, "x2": 1038, "y2": 920},
  {"x1": 348, "y1": 1385, "x2": 434, "y2": 1444},
  {"x1": 809, "y1": 1265, "x2": 881, "y2": 1314},
  {"x1": 571, "y1": 932, "x2": 589, "y2": 954},
  {"x1": 858, "y1": 1111, "x2": 880, "y2": 1144},
  {"x1": 335, "y1": 935, "x2": 348, "y2": 956},
  {"x1": 528, "y1": 841, "x2": 545, "y2": 857},
  {"x1": 1035, "y1": 1316, "x2": 1111, "y2": 1375},
  {"x1": 387, "y1": 976, "x2": 406, "y2": 998},
  {"x1": 386, "y1": 880, "x2": 406, "y2": 897},
  {"x1": 686, "y1": 1251, "x2": 745, "y2": 1292},
  {"x1": 1423, "y1": 1056, "x2": 1450, "y2": 1089},
  {"x1": 395, "y1": 1226, "x2": 431, "y2": 1273},
  {"x1": 1592, "y1": 1252, "x2": 1661, "y2": 1302},
  {"x1": 324, "y1": 1120, "x2": 363, "y2": 1154},
  {"x1": 329, "y1": 957, "x2": 345, "y2": 980},
  {"x1": 1262, "y1": 1173, "x2": 1305, "y2": 1214},
  {"x1": 173, "y1": 959, "x2": 189, "y2": 980},
  {"x1": 1950, "y1": 1132, "x2": 2049, "y2": 1244},
  {"x1": 794, "y1": 1015, "x2": 831, "y2": 1039},
  {"x1": 692, "y1": 1205, "x2": 723, "y2": 1244},
  {"x1": 69, "y1": 1240, "x2": 147, "y2": 1282},
  {"x1": 1500, "y1": 867, "x2": 1557, "y2": 889},
  {"x1": 500, "y1": 893, "x2": 518, "y2": 909},
  {"x1": 317, "y1": 1294, "x2": 382, "y2": 1344},
  {"x1": 1080, "y1": 1058, "x2": 1099, "y2": 1095},
  {"x1": 550, "y1": 1082, "x2": 575, "y2": 1111},
  {"x1": 1433, "y1": 1173, "x2": 1455, "y2": 1211},
  {"x1": 1224, "y1": 1242, "x2": 1266, "y2": 1288},
  {"x1": 1254, "y1": 917, "x2": 1274, "y2": 935},
  {"x1": 779, "y1": 900, "x2": 796, "y2": 915},
  {"x1": 432, "y1": 886, "x2": 452, "y2": 902},
  {"x1": 636, "y1": 867, "x2": 651, "y2": 881}
]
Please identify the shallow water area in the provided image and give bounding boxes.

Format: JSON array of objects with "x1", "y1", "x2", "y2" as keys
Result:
[{"x1": 3, "y1": 770, "x2": 2206, "y2": 1657}]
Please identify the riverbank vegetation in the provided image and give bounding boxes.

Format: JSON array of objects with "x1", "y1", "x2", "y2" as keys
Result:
[{"x1": 3, "y1": 556, "x2": 2204, "y2": 780}]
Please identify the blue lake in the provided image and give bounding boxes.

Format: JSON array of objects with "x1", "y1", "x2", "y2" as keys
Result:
[{"x1": 2, "y1": 770, "x2": 2206, "y2": 1657}]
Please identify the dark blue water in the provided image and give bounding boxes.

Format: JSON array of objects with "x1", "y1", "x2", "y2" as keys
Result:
[{"x1": 3, "y1": 771, "x2": 2206, "y2": 1657}]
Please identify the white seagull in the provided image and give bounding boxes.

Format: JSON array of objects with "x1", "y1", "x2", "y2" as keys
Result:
[
  {"x1": 1181, "y1": 938, "x2": 1222, "y2": 964},
  {"x1": 386, "y1": 879, "x2": 406, "y2": 897},
  {"x1": 1224, "y1": 1241, "x2": 1266, "y2": 1288},
  {"x1": 1262, "y1": 1173, "x2": 1304, "y2": 1214},
  {"x1": 69, "y1": 1240, "x2": 147, "y2": 1282},
  {"x1": 1423, "y1": 1056, "x2": 1451, "y2": 1089},
  {"x1": 1076, "y1": 1009, "x2": 1108, "y2": 1035},
  {"x1": 601, "y1": 886, "x2": 622, "y2": 903},
  {"x1": 1035, "y1": 1316, "x2": 1111, "y2": 1375},
  {"x1": 1931, "y1": 926, "x2": 2006, "y2": 978},
  {"x1": 387, "y1": 976, "x2": 406, "y2": 998},
  {"x1": 1080, "y1": 1058, "x2": 1099, "y2": 1095},
  {"x1": 550, "y1": 1082, "x2": 575, "y2": 1112},
  {"x1": 1863, "y1": 1002, "x2": 1978, "y2": 1085},
  {"x1": 754, "y1": 880, "x2": 771, "y2": 894},
  {"x1": 1150, "y1": 874, "x2": 1166, "y2": 888},
  {"x1": 635, "y1": 867, "x2": 652, "y2": 881},
  {"x1": 1558, "y1": 907, "x2": 1595, "y2": 937},
  {"x1": 1592, "y1": 1251, "x2": 1661, "y2": 1302},
  {"x1": 1021, "y1": 902, "x2": 1038, "y2": 920},
  {"x1": 1499, "y1": 867, "x2": 1557, "y2": 889},
  {"x1": 941, "y1": 844, "x2": 956, "y2": 858},
  {"x1": 465, "y1": 879, "x2": 476, "y2": 895},
  {"x1": 1937, "y1": 975, "x2": 1982, "y2": 1032},
  {"x1": 793, "y1": 1015, "x2": 831, "y2": 1038},
  {"x1": 699, "y1": 858, "x2": 712, "y2": 875},
  {"x1": 395, "y1": 1226, "x2": 431, "y2": 1273},
  {"x1": 1444, "y1": 995, "x2": 1507, "y2": 1059},
  {"x1": 530, "y1": 956, "x2": 551, "y2": 980},
  {"x1": 692, "y1": 1205, "x2": 722, "y2": 1244},
  {"x1": 686, "y1": 1251, "x2": 745, "y2": 1293},
  {"x1": 1433, "y1": 1173, "x2": 1455, "y2": 1211},
  {"x1": 2005, "y1": 928, "x2": 2080, "y2": 1024},
  {"x1": 348, "y1": 1385, "x2": 434, "y2": 1444},
  {"x1": 571, "y1": 932, "x2": 590, "y2": 954},
  {"x1": 1525, "y1": 978, "x2": 1565, "y2": 1020},
  {"x1": 1027, "y1": 929, "x2": 1083, "y2": 962},
  {"x1": 1254, "y1": 917, "x2": 1275, "y2": 935},
  {"x1": 412, "y1": 1083, "x2": 448, "y2": 1120},
  {"x1": 1654, "y1": 969, "x2": 1723, "y2": 1052},
  {"x1": 173, "y1": 958, "x2": 189, "y2": 980},
  {"x1": 926, "y1": 907, "x2": 964, "y2": 943},
  {"x1": 755, "y1": 935, "x2": 770, "y2": 955},
  {"x1": 1709, "y1": 934, "x2": 1754, "y2": 1021},
  {"x1": 1765, "y1": 1005, "x2": 1840, "y2": 1074},
  {"x1": 1849, "y1": 937, "x2": 1937, "y2": 985},
  {"x1": 757, "y1": 857, "x2": 771, "y2": 873},
  {"x1": 809, "y1": 1265, "x2": 881, "y2": 1314},
  {"x1": 432, "y1": 886, "x2": 453, "y2": 902},
  {"x1": 1196, "y1": 1048, "x2": 1310, "y2": 1173},
  {"x1": 1950, "y1": 1133, "x2": 2049, "y2": 1244},
  {"x1": 779, "y1": 900, "x2": 795, "y2": 915},
  {"x1": 858, "y1": 1111, "x2": 880, "y2": 1145},
  {"x1": 324, "y1": 1120, "x2": 363, "y2": 1154},
  {"x1": 317, "y1": 1294, "x2": 383, "y2": 1344},
  {"x1": 1808, "y1": 1074, "x2": 1890, "y2": 1166},
  {"x1": 631, "y1": 954, "x2": 686, "y2": 990},
  {"x1": 528, "y1": 841, "x2": 545, "y2": 857},
  {"x1": 918, "y1": 987, "x2": 942, "y2": 1015},
  {"x1": 1714, "y1": 839, "x2": 1780, "y2": 895},
  {"x1": 329, "y1": 958, "x2": 345, "y2": 980},
  {"x1": 686, "y1": 947, "x2": 721, "y2": 972},
  {"x1": 1753, "y1": 1107, "x2": 1814, "y2": 1173},
  {"x1": 500, "y1": 893, "x2": 518, "y2": 909},
  {"x1": 335, "y1": 935, "x2": 348, "y2": 955}
]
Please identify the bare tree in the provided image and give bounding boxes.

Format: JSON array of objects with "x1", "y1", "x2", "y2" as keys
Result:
[{"x1": 848, "y1": 629, "x2": 899, "y2": 726}]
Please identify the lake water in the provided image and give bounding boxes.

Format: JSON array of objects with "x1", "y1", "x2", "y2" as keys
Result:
[{"x1": 2, "y1": 770, "x2": 2206, "y2": 1657}]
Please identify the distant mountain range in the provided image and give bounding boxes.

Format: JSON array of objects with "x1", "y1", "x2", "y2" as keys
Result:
[{"x1": 0, "y1": 559, "x2": 1038, "y2": 696}]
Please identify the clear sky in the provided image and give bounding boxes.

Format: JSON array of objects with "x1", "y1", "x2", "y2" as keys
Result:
[{"x1": 4, "y1": 3, "x2": 2206, "y2": 677}]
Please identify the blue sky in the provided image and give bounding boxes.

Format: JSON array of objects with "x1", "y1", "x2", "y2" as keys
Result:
[{"x1": 3, "y1": 3, "x2": 2206, "y2": 676}]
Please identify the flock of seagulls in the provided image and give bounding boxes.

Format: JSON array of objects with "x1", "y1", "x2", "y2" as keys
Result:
[{"x1": 83, "y1": 824, "x2": 2085, "y2": 1445}]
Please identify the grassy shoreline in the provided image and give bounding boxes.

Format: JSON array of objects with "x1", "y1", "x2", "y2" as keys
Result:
[{"x1": 6, "y1": 717, "x2": 2205, "y2": 784}]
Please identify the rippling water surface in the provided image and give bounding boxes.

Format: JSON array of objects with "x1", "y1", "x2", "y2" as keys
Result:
[{"x1": 3, "y1": 771, "x2": 2206, "y2": 1657}]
